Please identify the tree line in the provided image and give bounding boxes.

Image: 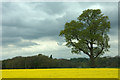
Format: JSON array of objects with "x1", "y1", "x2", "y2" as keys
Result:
[{"x1": 2, "y1": 54, "x2": 120, "y2": 69}]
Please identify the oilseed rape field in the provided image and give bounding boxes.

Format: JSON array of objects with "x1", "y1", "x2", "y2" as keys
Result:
[{"x1": 1, "y1": 68, "x2": 119, "y2": 79}]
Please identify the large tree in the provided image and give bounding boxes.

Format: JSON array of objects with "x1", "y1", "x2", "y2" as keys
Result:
[{"x1": 59, "y1": 9, "x2": 110, "y2": 68}]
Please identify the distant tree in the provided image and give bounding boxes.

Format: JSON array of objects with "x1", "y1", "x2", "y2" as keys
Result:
[
  {"x1": 59, "y1": 9, "x2": 111, "y2": 68},
  {"x1": 50, "y1": 55, "x2": 53, "y2": 59},
  {"x1": 2, "y1": 54, "x2": 119, "y2": 69}
]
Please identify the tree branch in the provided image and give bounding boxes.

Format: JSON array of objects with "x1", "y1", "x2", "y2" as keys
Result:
[
  {"x1": 78, "y1": 47, "x2": 90, "y2": 57},
  {"x1": 94, "y1": 47, "x2": 104, "y2": 59},
  {"x1": 85, "y1": 40, "x2": 91, "y2": 50},
  {"x1": 70, "y1": 41, "x2": 90, "y2": 57}
]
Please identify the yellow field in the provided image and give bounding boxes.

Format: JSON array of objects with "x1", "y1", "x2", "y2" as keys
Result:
[{"x1": 0, "y1": 68, "x2": 119, "y2": 79}]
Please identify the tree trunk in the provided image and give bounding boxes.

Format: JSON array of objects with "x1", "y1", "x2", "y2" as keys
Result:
[{"x1": 90, "y1": 56, "x2": 96, "y2": 68}]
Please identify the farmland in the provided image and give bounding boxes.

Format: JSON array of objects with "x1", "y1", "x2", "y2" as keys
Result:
[{"x1": 1, "y1": 68, "x2": 119, "y2": 79}]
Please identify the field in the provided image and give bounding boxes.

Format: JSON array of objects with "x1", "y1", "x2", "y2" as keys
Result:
[{"x1": 0, "y1": 68, "x2": 119, "y2": 80}]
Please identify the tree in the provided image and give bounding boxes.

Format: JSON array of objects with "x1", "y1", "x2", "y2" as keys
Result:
[
  {"x1": 59, "y1": 9, "x2": 110, "y2": 68},
  {"x1": 50, "y1": 55, "x2": 53, "y2": 59}
]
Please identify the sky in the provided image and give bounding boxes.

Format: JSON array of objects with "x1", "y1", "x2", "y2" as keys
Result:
[{"x1": 1, "y1": 2, "x2": 118, "y2": 60}]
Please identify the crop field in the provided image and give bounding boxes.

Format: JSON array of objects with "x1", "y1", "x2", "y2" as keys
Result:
[{"x1": 0, "y1": 68, "x2": 119, "y2": 79}]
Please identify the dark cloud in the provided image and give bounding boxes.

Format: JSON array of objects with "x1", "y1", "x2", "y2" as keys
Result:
[
  {"x1": 2, "y1": 2, "x2": 118, "y2": 59},
  {"x1": 33, "y1": 2, "x2": 66, "y2": 15},
  {"x1": 2, "y1": 37, "x2": 21, "y2": 46},
  {"x1": 15, "y1": 41, "x2": 39, "y2": 47}
]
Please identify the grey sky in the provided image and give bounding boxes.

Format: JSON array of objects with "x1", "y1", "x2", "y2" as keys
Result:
[{"x1": 2, "y1": 2, "x2": 118, "y2": 60}]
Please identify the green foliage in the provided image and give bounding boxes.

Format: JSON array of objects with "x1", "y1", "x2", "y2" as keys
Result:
[
  {"x1": 59, "y1": 9, "x2": 111, "y2": 67},
  {"x1": 2, "y1": 54, "x2": 119, "y2": 69},
  {"x1": 2, "y1": 54, "x2": 79, "y2": 69},
  {"x1": 95, "y1": 56, "x2": 119, "y2": 68}
]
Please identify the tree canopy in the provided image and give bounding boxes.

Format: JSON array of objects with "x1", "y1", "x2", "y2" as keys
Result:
[{"x1": 59, "y1": 9, "x2": 111, "y2": 67}]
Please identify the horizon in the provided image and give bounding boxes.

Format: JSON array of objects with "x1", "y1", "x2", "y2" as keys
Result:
[
  {"x1": 2, "y1": 2, "x2": 118, "y2": 60},
  {"x1": 1, "y1": 53, "x2": 120, "y2": 61}
]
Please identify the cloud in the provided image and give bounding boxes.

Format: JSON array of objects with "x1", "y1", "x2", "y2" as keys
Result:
[
  {"x1": 2, "y1": 37, "x2": 87, "y2": 60},
  {"x1": 2, "y1": 2, "x2": 118, "y2": 60}
]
